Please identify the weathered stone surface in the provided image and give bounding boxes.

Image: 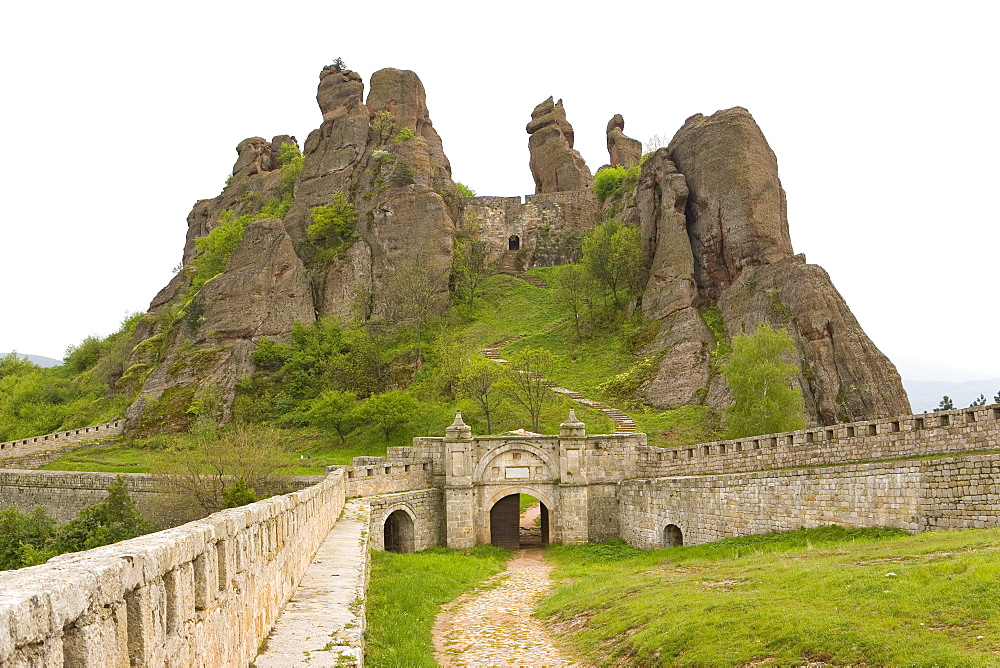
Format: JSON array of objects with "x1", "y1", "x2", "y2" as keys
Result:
[
  {"x1": 606, "y1": 114, "x2": 643, "y2": 168},
  {"x1": 636, "y1": 149, "x2": 695, "y2": 319},
  {"x1": 125, "y1": 218, "x2": 314, "y2": 430},
  {"x1": 527, "y1": 97, "x2": 593, "y2": 193},
  {"x1": 637, "y1": 108, "x2": 909, "y2": 423},
  {"x1": 667, "y1": 107, "x2": 793, "y2": 298}
]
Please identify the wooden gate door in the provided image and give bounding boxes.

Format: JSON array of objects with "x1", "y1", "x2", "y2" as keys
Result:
[
  {"x1": 490, "y1": 494, "x2": 520, "y2": 548},
  {"x1": 540, "y1": 503, "x2": 549, "y2": 544}
]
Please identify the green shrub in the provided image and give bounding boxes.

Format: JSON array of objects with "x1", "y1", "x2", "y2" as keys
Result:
[
  {"x1": 307, "y1": 193, "x2": 358, "y2": 254},
  {"x1": 189, "y1": 210, "x2": 251, "y2": 293},
  {"x1": 455, "y1": 182, "x2": 476, "y2": 197},
  {"x1": 592, "y1": 164, "x2": 641, "y2": 203},
  {"x1": 391, "y1": 126, "x2": 415, "y2": 143},
  {"x1": 278, "y1": 143, "x2": 303, "y2": 195}
]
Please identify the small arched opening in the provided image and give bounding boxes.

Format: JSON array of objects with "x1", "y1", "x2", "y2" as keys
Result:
[
  {"x1": 508, "y1": 235, "x2": 520, "y2": 251},
  {"x1": 663, "y1": 524, "x2": 683, "y2": 547},
  {"x1": 490, "y1": 493, "x2": 549, "y2": 549},
  {"x1": 384, "y1": 509, "x2": 415, "y2": 553}
]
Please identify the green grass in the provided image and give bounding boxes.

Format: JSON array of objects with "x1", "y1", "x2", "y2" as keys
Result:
[
  {"x1": 519, "y1": 494, "x2": 539, "y2": 513},
  {"x1": 540, "y1": 527, "x2": 1000, "y2": 666},
  {"x1": 365, "y1": 545, "x2": 510, "y2": 666}
]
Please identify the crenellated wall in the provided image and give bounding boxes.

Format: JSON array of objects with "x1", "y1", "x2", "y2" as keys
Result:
[
  {"x1": 635, "y1": 405, "x2": 1000, "y2": 477},
  {"x1": 458, "y1": 188, "x2": 600, "y2": 268},
  {"x1": 620, "y1": 452, "x2": 1000, "y2": 549},
  {"x1": 0, "y1": 471, "x2": 346, "y2": 666},
  {"x1": 0, "y1": 421, "x2": 123, "y2": 458}
]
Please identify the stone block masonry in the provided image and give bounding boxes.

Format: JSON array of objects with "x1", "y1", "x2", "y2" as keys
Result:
[
  {"x1": 636, "y1": 405, "x2": 1000, "y2": 478},
  {"x1": 0, "y1": 471, "x2": 346, "y2": 666},
  {"x1": 620, "y1": 452, "x2": 1000, "y2": 549},
  {"x1": 0, "y1": 469, "x2": 320, "y2": 528},
  {"x1": 0, "y1": 421, "x2": 123, "y2": 461}
]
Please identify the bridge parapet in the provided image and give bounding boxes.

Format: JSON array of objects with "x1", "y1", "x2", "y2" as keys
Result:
[
  {"x1": 0, "y1": 471, "x2": 345, "y2": 666},
  {"x1": 636, "y1": 404, "x2": 1000, "y2": 477}
]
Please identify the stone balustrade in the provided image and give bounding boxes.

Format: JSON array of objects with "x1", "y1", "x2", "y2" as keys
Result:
[{"x1": 0, "y1": 471, "x2": 345, "y2": 666}]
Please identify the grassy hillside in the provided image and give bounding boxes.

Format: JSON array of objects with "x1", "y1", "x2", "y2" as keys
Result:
[
  {"x1": 35, "y1": 265, "x2": 722, "y2": 474},
  {"x1": 540, "y1": 527, "x2": 1000, "y2": 666}
]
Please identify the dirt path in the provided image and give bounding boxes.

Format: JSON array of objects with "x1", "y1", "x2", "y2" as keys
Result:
[{"x1": 433, "y1": 548, "x2": 576, "y2": 667}]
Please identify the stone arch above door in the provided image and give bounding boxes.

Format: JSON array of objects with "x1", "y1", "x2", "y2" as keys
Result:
[{"x1": 473, "y1": 441, "x2": 558, "y2": 484}]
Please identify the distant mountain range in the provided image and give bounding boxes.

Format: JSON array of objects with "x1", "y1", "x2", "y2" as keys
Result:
[
  {"x1": 0, "y1": 352, "x2": 62, "y2": 368},
  {"x1": 889, "y1": 353, "x2": 1000, "y2": 413}
]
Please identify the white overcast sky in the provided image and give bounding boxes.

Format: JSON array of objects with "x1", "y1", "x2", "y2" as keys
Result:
[{"x1": 1, "y1": 1, "x2": 997, "y2": 379}]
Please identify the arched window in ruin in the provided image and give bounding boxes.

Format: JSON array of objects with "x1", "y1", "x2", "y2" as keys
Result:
[
  {"x1": 383, "y1": 509, "x2": 415, "y2": 553},
  {"x1": 663, "y1": 524, "x2": 683, "y2": 547},
  {"x1": 508, "y1": 235, "x2": 520, "y2": 251}
]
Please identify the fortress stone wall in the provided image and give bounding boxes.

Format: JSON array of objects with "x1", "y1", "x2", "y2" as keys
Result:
[
  {"x1": 0, "y1": 420, "x2": 123, "y2": 456},
  {"x1": 2, "y1": 404, "x2": 999, "y2": 664},
  {"x1": 620, "y1": 452, "x2": 1000, "y2": 549},
  {"x1": 459, "y1": 189, "x2": 600, "y2": 268},
  {"x1": 0, "y1": 469, "x2": 319, "y2": 528},
  {"x1": 0, "y1": 471, "x2": 346, "y2": 666}
]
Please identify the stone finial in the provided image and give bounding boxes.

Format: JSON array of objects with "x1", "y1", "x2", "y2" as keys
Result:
[
  {"x1": 445, "y1": 410, "x2": 473, "y2": 439},
  {"x1": 560, "y1": 409, "x2": 586, "y2": 437}
]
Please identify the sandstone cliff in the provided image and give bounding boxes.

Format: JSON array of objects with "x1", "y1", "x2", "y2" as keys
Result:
[
  {"x1": 527, "y1": 97, "x2": 593, "y2": 193},
  {"x1": 606, "y1": 114, "x2": 643, "y2": 168},
  {"x1": 635, "y1": 107, "x2": 909, "y2": 424},
  {"x1": 122, "y1": 64, "x2": 456, "y2": 432}
]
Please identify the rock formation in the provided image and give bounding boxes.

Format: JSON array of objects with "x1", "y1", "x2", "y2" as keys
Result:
[
  {"x1": 123, "y1": 64, "x2": 457, "y2": 431},
  {"x1": 526, "y1": 97, "x2": 593, "y2": 193},
  {"x1": 606, "y1": 114, "x2": 643, "y2": 168},
  {"x1": 635, "y1": 107, "x2": 910, "y2": 424}
]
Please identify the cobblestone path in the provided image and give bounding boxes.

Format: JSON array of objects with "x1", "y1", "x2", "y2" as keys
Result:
[{"x1": 433, "y1": 548, "x2": 577, "y2": 667}]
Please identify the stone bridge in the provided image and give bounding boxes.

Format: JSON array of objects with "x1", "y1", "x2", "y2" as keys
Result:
[{"x1": 2, "y1": 404, "x2": 999, "y2": 665}]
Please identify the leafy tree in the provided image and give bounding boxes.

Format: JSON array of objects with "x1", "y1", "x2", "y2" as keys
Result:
[
  {"x1": 937, "y1": 395, "x2": 954, "y2": 411},
  {"x1": 278, "y1": 142, "x2": 303, "y2": 195},
  {"x1": 379, "y1": 258, "x2": 448, "y2": 367},
  {"x1": 51, "y1": 476, "x2": 155, "y2": 554},
  {"x1": 452, "y1": 233, "x2": 493, "y2": 311},
  {"x1": 501, "y1": 347, "x2": 557, "y2": 433},
  {"x1": 330, "y1": 57, "x2": 346, "y2": 72},
  {"x1": 455, "y1": 182, "x2": 476, "y2": 197},
  {"x1": 581, "y1": 219, "x2": 644, "y2": 307},
  {"x1": 554, "y1": 263, "x2": 597, "y2": 339},
  {"x1": 457, "y1": 359, "x2": 505, "y2": 433},
  {"x1": 0, "y1": 507, "x2": 55, "y2": 570},
  {"x1": 721, "y1": 323, "x2": 805, "y2": 439},
  {"x1": 356, "y1": 391, "x2": 419, "y2": 441},
  {"x1": 970, "y1": 394, "x2": 987, "y2": 407},
  {"x1": 307, "y1": 390, "x2": 360, "y2": 444},
  {"x1": 64, "y1": 336, "x2": 104, "y2": 373}
]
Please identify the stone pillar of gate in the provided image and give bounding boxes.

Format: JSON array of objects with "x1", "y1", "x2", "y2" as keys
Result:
[
  {"x1": 443, "y1": 411, "x2": 476, "y2": 548},
  {"x1": 558, "y1": 410, "x2": 590, "y2": 544}
]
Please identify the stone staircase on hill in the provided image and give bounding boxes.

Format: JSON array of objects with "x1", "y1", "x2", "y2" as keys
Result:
[
  {"x1": 495, "y1": 250, "x2": 548, "y2": 288},
  {"x1": 481, "y1": 336, "x2": 637, "y2": 433}
]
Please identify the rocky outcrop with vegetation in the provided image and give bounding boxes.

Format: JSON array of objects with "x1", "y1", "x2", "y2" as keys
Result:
[
  {"x1": 633, "y1": 107, "x2": 909, "y2": 424},
  {"x1": 122, "y1": 63, "x2": 457, "y2": 432}
]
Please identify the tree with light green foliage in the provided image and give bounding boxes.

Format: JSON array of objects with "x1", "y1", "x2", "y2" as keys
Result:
[
  {"x1": 307, "y1": 389, "x2": 359, "y2": 444},
  {"x1": 356, "y1": 391, "x2": 419, "y2": 441},
  {"x1": 455, "y1": 182, "x2": 476, "y2": 197},
  {"x1": 581, "y1": 219, "x2": 644, "y2": 307},
  {"x1": 501, "y1": 347, "x2": 557, "y2": 433},
  {"x1": 307, "y1": 192, "x2": 358, "y2": 255},
  {"x1": 721, "y1": 322, "x2": 805, "y2": 438},
  {"x1": 553, "y1": 263, "x2": 597, "y2": 339},
  {"x1": 50, "y1": 476, "x2": 155, "y2": 554},
  {"x1": 457, "y1": 358, "x2": 505, "y2": 433}
]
